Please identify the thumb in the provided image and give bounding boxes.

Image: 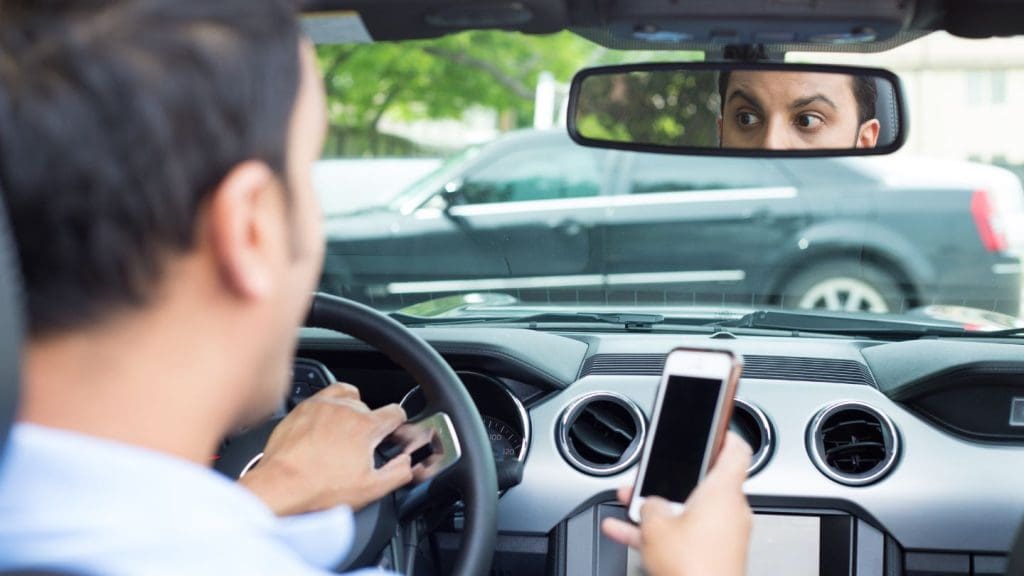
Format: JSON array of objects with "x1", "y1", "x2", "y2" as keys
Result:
[
  {"x1": 638, "y1": 497, "x2": 679, "y2": 541},
  {"x1": 639, "y1": 496, "x2": 677, "y2": 522},
  {"x1": 705, "y1": 432, "x2": 753, "y2": 491}
]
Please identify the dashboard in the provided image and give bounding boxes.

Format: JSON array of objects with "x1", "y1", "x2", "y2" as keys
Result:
[
  {"x1": 397, "y1": 371, "x2": 529, "y2": 465},
  {"x1": 225, "y1": 326, "x2": 1024, "y2": 576},
  {"x1": 286, "y1": 359, "x2": 529, "y2": 464}
]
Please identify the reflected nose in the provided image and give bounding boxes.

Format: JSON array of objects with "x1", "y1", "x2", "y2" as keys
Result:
[{"x1": 761, "y1": 119, "x2": 791, "y2": 150}]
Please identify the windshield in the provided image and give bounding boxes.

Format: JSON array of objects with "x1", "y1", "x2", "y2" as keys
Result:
[{"x1": 315, "y1": 31, "x2": 1024, "y2": 333}]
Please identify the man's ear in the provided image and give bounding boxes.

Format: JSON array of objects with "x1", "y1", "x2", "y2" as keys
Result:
[
  {"x1": 205, "y1": 161, "x2": 282, "y2": 301},
  {"x1": 857, "y1": 119, "x2": 881, "y2": 148}
]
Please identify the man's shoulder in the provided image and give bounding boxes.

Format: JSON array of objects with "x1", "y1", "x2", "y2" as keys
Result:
[
  {"x1": 0, "y1": 424, "x2": 359, "y2": 575},
  {"x1": 0, "y1": 529, "x2": 335, "y2": 576}
]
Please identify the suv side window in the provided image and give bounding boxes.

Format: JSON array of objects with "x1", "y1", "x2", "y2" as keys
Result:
[
  {"x1": 627, "y1": 154, "x2": 790, "y2": 194},
  {"x1": 459, "y1": 145, "x2": 605, "y2": 205}
]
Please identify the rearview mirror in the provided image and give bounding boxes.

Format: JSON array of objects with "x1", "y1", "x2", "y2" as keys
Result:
[{"x1": 567, "y1": 62, "x2": 906, "y2": 157}]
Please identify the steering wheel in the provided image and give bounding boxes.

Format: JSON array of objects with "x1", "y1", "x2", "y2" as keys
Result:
[{"x1": 236, "y1": 293, "x2": 498, "y2": 575}]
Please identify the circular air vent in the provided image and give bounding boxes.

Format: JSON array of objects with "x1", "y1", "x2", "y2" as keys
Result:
[
  {"x1": 558, "y1": 392, "x2": 646, "y2": 476},
  {"x1": 731, "y1": 399, "x2": 774, "y2": 476},
  {"x1": 807, "y1": 401, "x2": 899, "y2": 486}
]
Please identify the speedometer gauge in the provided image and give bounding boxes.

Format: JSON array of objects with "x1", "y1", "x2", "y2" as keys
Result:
[
  {"x1": 484, "y1": 416, "x2": 523, "y2": 462},
  {"x1": 400, "y1": 371, "x2": 530, "y2": 463}
]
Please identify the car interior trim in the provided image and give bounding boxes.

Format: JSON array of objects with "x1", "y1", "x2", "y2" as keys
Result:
[
  {"x1": 734, "y1": 398, "x2": 774, "y2": 476},
  {"x1": 863, "y1": 339, "x2": 1024, "y2": 397},
  {"x1": 506, "y1": 377, "x2": 532, "y2": 463},
  {"x1": 581, "y1": 353, "x2": 877, "y2": 386}
]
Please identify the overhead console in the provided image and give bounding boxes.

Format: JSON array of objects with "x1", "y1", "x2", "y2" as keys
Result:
[
  {"x1": 570, "y1": 0, "x2": 916, "y2": 56},
  {"x1": 863, "y1": 340, "x2": 1024, "y2": 443}
]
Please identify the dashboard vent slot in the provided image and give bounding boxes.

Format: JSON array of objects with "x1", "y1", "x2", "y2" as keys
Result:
[
  {"x1": 581, "y1": 353, "x2": 875, "y2": 385},
  {"x1": 558, "y1": 392, "x2": 646, "y2": 476},
  {"x1": 582, "y1": 354, "x2": 667, "y2": 377},
  {"x1": 807, "y1": 401, "x2": 899, "y2": 486}
]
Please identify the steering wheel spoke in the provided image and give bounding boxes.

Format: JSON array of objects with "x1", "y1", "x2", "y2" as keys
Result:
[
  {"x1": 304, "y1": 293, "x2": 497, "y2": 576},
  {"x1": 382, "y1": 411, "x2": 463, "y2": 487}
]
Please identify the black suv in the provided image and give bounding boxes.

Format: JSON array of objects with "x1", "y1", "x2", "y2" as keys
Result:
[{"x1": 322, "y1": 130, "x2": 1024, "y2": 316}]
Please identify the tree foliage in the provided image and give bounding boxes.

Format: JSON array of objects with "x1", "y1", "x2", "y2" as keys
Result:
[
  {"x1": 317, "y1": 31, "x2": 595, "y2": 155},
  {"x1": 574, "y1": 70, "x2": 720, "y2": 148},
  {"x1": 315, "y1": 29, "x2": 710, "y2": 157}
]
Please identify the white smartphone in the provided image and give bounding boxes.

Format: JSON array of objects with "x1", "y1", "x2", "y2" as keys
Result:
[{"x1": 628, "y1": 347, "x2": 743, "y2": 523}]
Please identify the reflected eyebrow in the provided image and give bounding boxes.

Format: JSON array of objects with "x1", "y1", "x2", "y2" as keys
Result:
[
  {"x1": 726, "y1": 89, "x2": 763, "y2": 111},
  {"x1": 790, "y1": 94, "x2": 838, "y2": 110}
]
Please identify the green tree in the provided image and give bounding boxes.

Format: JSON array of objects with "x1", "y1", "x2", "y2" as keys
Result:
[
  {"x1": 317, "y1": 31, "x2": 596, "y2": 156},
  {"x1": 575, "y1": 69, "x2": 720, "y2": 149}
]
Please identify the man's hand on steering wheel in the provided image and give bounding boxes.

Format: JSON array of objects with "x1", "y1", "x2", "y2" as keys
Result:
[{"x1": 239, "y1": 383, "x2": 414, "y2": 516}]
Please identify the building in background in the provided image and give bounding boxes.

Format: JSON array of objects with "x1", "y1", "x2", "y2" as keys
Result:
[{"x1": 797, "y1": 32, "x2": 1024, "y2": 170}]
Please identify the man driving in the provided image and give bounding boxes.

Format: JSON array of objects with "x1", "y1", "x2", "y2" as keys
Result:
[
  {"x1": 0, "y1": 1, "x2": 412, "y2": 573},
  {"x1": 0, "y1": 1, "x2": 754, "y2": 574},
  {"x1": 719, "y1": 70, "x2": 881, "y2": 149}
]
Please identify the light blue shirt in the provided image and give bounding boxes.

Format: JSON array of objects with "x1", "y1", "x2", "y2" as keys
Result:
[{"x1": 0, "y1": 423, "x2": 392, "y2": 575}]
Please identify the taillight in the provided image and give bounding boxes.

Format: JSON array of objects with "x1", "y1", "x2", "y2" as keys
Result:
[{"x1": 971, "y1": 189, "x2": 1008, "y2": 252}]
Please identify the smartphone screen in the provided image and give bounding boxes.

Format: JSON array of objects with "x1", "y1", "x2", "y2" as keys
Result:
[{"x1": 639, "y1": 375, "x2": 724, "y2": 503}]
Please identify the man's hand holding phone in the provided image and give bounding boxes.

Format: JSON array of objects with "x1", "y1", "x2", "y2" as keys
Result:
[
  {"x1": 602, "y1": 432, "x2": 754, "y2": 576},
  {"x1": 627, "y1": 348, "x2": 742, "y2": 520}
]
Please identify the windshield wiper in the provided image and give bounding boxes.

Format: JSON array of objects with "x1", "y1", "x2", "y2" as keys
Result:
[
  {"x1": 942, "y1": 326, "x2": 1024, "y2": 338},
  {"x1": 391, "y1": 311, "x2": 686, "y2": 331},
  {"x1": 712, "y1": 310, "x2": 968, "y2": 338},
  {"x1": 394, "y1": 308, "x2": 975, "y2": 339}
]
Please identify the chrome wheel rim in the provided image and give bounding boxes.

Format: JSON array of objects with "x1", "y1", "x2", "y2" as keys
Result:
[{"x1": 797, "y1": 277, "x2": 890, "y2": 313}]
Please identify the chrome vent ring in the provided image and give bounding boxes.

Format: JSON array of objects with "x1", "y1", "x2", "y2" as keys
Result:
[
  {"x1": 732, "y1": 399, "x2": 774, "y2": 476},
  {"x1": 807, "y1": 400, "x2": 900, "y2": 486},
  {"x1": 557, "y1": 392, "x2": 646, "y2": 476}
]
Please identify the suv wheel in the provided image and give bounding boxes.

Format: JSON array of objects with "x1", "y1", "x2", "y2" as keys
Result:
[{"x1": 780, "y1": 260, "x2": 903, "y2": 314}]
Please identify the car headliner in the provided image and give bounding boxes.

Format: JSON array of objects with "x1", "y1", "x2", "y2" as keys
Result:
[{"x1": 298, "y1": 0, "x2": 1024, "y2": 51}]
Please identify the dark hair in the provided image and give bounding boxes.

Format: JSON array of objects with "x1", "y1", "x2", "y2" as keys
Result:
[
  {"x1": 718, "y1": 70, "x2": 877, "y2": 125},
  {"x1": 0, "y1": 0, "x2": 302, "y2": 337}
]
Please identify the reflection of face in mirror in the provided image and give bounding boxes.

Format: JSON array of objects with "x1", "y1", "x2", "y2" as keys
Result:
[{"x1": 718, "y1": 71, "x2": 881, "y2": 150}]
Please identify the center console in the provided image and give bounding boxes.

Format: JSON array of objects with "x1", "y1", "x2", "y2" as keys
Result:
[
  {"x1": 431, "y1": 500, "x2": 1010, "y2": 576},
  {"x1": 556, "y1": 504, "x2": 889, "y2": 576}
]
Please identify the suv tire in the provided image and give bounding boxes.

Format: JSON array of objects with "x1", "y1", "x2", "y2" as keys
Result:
[{"x1": 780, "y1": 259, "x2": 904, "y2": 314}]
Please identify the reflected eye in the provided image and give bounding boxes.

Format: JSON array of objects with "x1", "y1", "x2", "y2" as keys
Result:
[
  {"x1": 735, "y1": 112, "x2": 761, "y2": 127},
  {"x1": 795, "y1": 114, "x2": 824, "y2": 130}
]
